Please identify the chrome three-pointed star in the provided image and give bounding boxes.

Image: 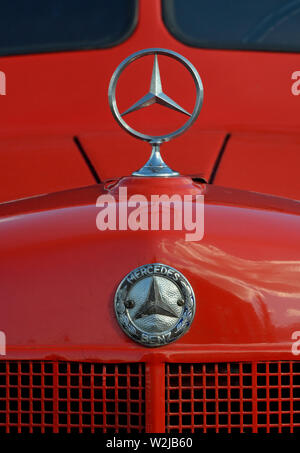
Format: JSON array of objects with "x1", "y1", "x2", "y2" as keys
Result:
[
  {"x1": 134, "y1": 276, "x2": 179, "y2": 320},
  {"x1": 121, "y1": 54, "x2": 191, "y2": 117}
]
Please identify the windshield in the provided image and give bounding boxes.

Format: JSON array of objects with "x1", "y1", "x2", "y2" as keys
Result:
[
  {"x1": 162, "y1": 0, "x2": 300, "y2": 52},
  {"x1": 0, "y1": 0, "x2": 137, "y2": 56}
]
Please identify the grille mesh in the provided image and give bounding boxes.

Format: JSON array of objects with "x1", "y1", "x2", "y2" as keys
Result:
[
  {"x1": 2, "y1": 359, "x2": 300, "y2": 433},
  {"x1": 166, "y1": 362, "x2": 300, "y2": 433},
  {"x1": 0, "y1": 361, "x2": 145, "y2": 433}
]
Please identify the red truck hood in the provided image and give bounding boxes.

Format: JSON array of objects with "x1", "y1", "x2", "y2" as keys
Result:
[{"x1": 0, "y1": 178, "x2": 299, "y2": 362}]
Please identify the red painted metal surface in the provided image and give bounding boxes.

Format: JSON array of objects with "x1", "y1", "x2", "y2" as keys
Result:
[
  {"x1": 215, "y1": 133, "x2": 300, "y2": 201},
  {"x1": 166, "y1": 362, "x2": 300, "y2": 434},
  {"x1": 145, "y1": 361, "x2": 165, "y2": 433},
  {"x1": 0, "y1": 136, "x2": 95, "y2": 204}
]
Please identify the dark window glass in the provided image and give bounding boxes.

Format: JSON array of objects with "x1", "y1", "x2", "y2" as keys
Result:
[
  {"x1": 0, "y1": 0, "x2": 137, "y2": 56},
  {"x1": 162, "y1": 0, "x2": 300, "y2": 52}
]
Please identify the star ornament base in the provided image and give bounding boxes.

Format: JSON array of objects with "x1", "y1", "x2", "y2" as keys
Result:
[
  {"x1": 114, "y1": 263, "x2": 196, "y2": 347},
  {"x1": 132, "y1": 143, "x2": 179, "y2": 177}
]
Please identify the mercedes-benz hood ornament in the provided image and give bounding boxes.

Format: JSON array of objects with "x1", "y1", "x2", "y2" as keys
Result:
[{"x1": 108, "y1": 48, "x2": 204, "y2": 177}]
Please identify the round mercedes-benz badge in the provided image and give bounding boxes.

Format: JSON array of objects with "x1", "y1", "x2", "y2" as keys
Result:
[{"x1": 114, "y1": 263, "x2": 196, "y2": 347}]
